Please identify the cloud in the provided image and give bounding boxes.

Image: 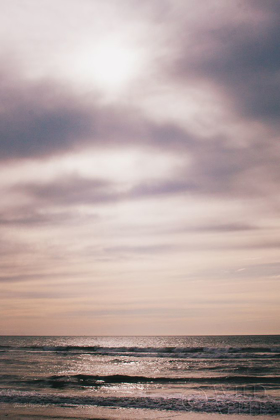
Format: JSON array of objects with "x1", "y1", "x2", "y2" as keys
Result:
[
  {"x1": 235, "y1": 262, "x2": 280, "y2": 278},
  {"x1": 170, "y1": 1, "x2": 280, "y2": 125},
  {"x1": 14, "y1": 174, "x2": 191, "y2": 209},
  {"x1": 10, "y1": 140, "x2": 280, "y2": 214},
  {"x1": 0, "y1": 1, "x2": 279, "y2": 335},
  {"x1": 1, "y1": 45, "x2": 279, "y2": 204},
  {"x1": 104, "y1": 244, "x2": 182, "y2": 256},
  {"x1": 64, "y1": 306, "x2": 200, "y2": 319},
  {"x1": 0, "y1": 63, "x2": 197, "y2": 162},
  {"x1": 182, "y1": 222, "x2": 259, "y2": 233},
  {"x1": 0, "y1": 209, "x2": 79, "y2": 226},
  {"x1": 9, "y1": 171, "x2": 239, "y2": 210},
  {"x1": 196, "y1": 261, "x2": 280, "y2": 282},
  {"x1": 0, "y1": 274, "x2": 45, "y2": 283},
  {"x1": 19, "y1": 175, "x2": 117, "y2": 206},
  {"x1": 0, "y1": 75, "x2": 93, "y2": 160}
]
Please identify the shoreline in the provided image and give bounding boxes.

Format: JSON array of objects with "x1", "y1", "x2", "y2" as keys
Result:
[{"x1": 0, "y1": 405, "x2": 278, "y2": 420}]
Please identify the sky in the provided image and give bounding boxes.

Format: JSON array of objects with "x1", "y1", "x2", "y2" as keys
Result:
[{"x1": 0, "y1": 0, "x2": 280, "y2": 336}]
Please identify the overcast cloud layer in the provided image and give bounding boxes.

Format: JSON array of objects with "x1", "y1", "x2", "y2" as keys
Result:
[{"x1": 0, "y1": 0, "x2": 279, "y2": 335}]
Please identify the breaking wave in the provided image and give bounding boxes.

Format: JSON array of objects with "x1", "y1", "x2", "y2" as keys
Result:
[
  {"x1": 25, "y1": 373, "x2": 280, "y2": 389},
  {"x1": 0, "y1": 389, "x2": 279, "y2": 415},
  {"x1": 5, "y1": 345, "x2": 280, "y2": 359}
]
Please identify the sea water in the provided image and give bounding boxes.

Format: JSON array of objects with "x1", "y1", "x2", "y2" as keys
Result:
[{"x1": 0, "y1": 335, "x2": 279, "y2": 418}]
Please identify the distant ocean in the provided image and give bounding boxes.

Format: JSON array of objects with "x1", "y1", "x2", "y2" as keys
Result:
[{"x1": 0, "y1": 335, "x2": 279, "y2": 418}]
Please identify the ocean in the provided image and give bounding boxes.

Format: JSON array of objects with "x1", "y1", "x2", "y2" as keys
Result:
[{"x1": 0, "y1": 335, "x2": 279, "y2": 419}]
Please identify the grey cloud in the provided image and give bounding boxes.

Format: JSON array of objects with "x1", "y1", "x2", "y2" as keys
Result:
[
  {"x1": 2, "y1": 5, "x2": 280, "y2": 203},
  {"x1": 103, "y1": 242, "x2": 245, "y2": 257},
  {"x1": 0, "y1": 237, "x2": 26, "y2": 256},
  {"x1": 0, "y1": 274, "x2": 45, "y2": 283},
  {"x1": 172, "y1": 1, "x2": 280, "y2": 124},
  {"x1": 19, "y1": 175, "x2": 119, "y2": 206},
  {"x1": 217, "y1": 239, "x2": 280, "y2": 251},
  {"x1": 129, "y1": 179, "x2": 195, "y2": 197},
  {"x1": 198, "y1": 223, "x2": 256, "y2": 232},
  {"x1": 0, "y1": 271, "x2": 98, "y2": 284},
  {"x1": 17, "y1": 175, "x2": 193, "y2": 208},
  {"x1": 12, "y1": 172, "x2": 232, "y2": 210},
  {"x1": 0, "y1": 210, "x2": 75, "y2": 226},
  {"x1": 104, "y1": 244, "x2": 181, "y2": 256},
  {"x1": 233, "y1": 262, "x2": 280, "y2": 279},
  {"x1": 1, "y1": 290, "x2": 75, "y2": 299},
  {"x1": 194, "y1": 261, "x2": 280, "y2": 282},
  {"x1": 114, "y1": 221, "x2": 260, "y2": 239},
  {"x1": 0, "y1": 78, "x2": 93, "y2": 160},
  {"x1": 65, "y1": 306, "x2": 200, "y2": 318},
  {"x1": 249, "y1": 241, "x2": 280, "y2": 250},
  {"x1": 104, "y1": 237, "x2": 280, "y2": 257},
  {"x1": 13, "y1": 141, "x2": 280, "y2": 213},
  {"x1": 0, "y1": 66, "x2": 196, "y2": 161},
  {"x1": 131, "y1": 142, "x2": 280, "y2": 198},
  {"x1": 179, "y1": 222, "x2": 259, "y2": 233}
]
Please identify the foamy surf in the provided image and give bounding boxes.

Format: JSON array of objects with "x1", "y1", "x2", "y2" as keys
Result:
[{"x1": 0, "y1": 335, "x2": 279, "y2": 418}]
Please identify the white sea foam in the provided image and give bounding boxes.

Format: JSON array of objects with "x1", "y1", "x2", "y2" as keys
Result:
[{"x1": 0, "y1": 389, "x2": 279, "y2": 415}]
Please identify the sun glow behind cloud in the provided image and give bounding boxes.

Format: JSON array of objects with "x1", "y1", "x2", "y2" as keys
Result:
[
  {"x1": 0, "y1": 0, "x2": 280, "y2": 335},
  {"x1": 68, "y1": 39, "x2": 145, "y2": 95}
]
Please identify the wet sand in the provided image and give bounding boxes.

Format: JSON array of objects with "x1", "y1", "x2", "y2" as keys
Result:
[{"x1": 0, "y1": 405, "x2": 277, "y2": 420}]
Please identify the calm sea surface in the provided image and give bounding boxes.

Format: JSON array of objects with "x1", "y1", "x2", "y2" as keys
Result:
[{"x1": 0, "y1": 335, "x2": 279, "y2": 417}]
